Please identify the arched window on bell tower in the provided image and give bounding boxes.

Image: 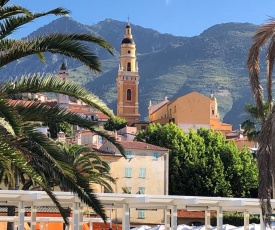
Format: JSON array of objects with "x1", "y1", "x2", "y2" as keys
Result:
[
  {"x1": 127, "y1": 62, "x2": 131, "y2": 71},
  {"x1": 127, "y1": 89, "x2": 132, "y2": 101}
]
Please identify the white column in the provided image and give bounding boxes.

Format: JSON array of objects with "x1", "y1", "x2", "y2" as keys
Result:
[
  {"x1": 122, "y1": 204, "x2": 130, "y2": 230},
  {"x1": 171, "y1": 205, "x2": 177, "y2": 230},
  {"x1": 73, "y1": 203, "x2": 80, "y2": 230},
  {"x1": 110, "y1": 209, "x2": 113, "y2": 229},
  {"x1": 244, "y1": 211, "x2": 249, "y2": 230},
  {"x1": 164, "y1": 209, "x2": 170, "y2": 230},
  {"x1": 31, "y1": 206, "x2": 37, "y2": 230},
  {"x1": 18, "y1": 201, "x2": 25, "y2": 230},
  {"x1": 80, "y1": 207, "x2": 84, "y2": 230},
  {"x1": 216, "y1": 207, "x2": 223, "y2": 230},
  {"x1": 89, "y1": 220, "x2": 93, "y2": 230},
  {"x1": 205, "y1": 210, "x2": 211, "y2": 230}
]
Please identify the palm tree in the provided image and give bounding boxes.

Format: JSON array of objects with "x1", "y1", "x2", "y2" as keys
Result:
[
  {"x1": 20, "y1": 143, "x2": 115, "y2": 230},
  {"x1": 0, "y1": 78, "x2": 125, "y2": 227},
  {"x1": 0, "y1": 0, "x2": 125, "y2": 228},
  {"x1": 247, "y1": 18, "x2": 275, "y2": 226},
  {"x1": 20, "y1": 143, "x2": 115, "y2": 193},
  {"x1": 241, "y1": 102, "x2": 269, "y2": 142}
]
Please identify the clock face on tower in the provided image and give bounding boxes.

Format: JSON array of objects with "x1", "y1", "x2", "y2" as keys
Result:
[{"x1": 127, "y1": 50, "x2": 131, "y2": 54}]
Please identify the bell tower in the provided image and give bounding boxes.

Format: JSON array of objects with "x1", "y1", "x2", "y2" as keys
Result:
[
  {"x1": 117, "y1": 23, "x2": 140, "y2": 124},
  {"x1": 57, "y1": 61, "x2": 69, "y2": 109}
]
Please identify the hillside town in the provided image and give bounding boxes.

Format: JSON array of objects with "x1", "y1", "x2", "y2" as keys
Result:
[
  {"x1": 12, "y1": 23, "x2": 258, "y2": 228},
  {"x1": 0, "y1": 1, "x2": 275, "y2": 230}
]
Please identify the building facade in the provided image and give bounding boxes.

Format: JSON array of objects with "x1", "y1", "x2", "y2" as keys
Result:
[
  {"x1": 96, "y1": 140, "x2": 169, "y2": 225},
  {"x1": 149, "y1": 92, "x2": 232, "y2": 135},
  {"x1": 117, "y1": 23, "x2": 140, "y2": 125}
]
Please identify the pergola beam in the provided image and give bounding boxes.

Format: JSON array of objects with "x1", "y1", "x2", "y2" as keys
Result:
[{"x1": 0, "y1": 190, "x2": 270, "y2": 229}]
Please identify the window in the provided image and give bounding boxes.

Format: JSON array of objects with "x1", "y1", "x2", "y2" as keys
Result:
[
  {"x1": 153, "y1": 152, "x2": 159, "y2": 161},
  {"x1": 126, "y1": 89, "x2": 132, "y2": 101},
  {"x1": 138, "y1": 210, "x2": 145, "y2": 219},
  {"x1": 125, "y1": 168, "x2": 132, "y2": 178},
  {"x1": 125, "y1": 151, "x2": 132, "y2": 159},
  {"x1": 127, "y1": 62, "x2": 131, "y2": 71},
  {"x1": 138, "y1": 187, "x2": 145, "y2": 194},
  {"x1": 141, "y1": 125, "x2": 146, "y2": 130},
  {"x1": 174, "y1": 106, "x2": 176, "y2": 113},
  {"x1": 98, "y1": 136, "x2": 103, "y2": 145},
  {"x1": 127, "y1": 187, "x2": 132, "y2": 193},
  {"x1": 169, "y1": 109, "x2": 172, "y2": 117},
  {"x1": 139, "y1": 168, "x2": 146, "y2": 178}
]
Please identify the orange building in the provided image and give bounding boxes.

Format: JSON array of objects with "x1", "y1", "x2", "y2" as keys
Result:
[
  {"x1": 117, "y1": 23, "x2": 140, "y2": 125},
  {"x1": 148, "y1": 92, "x2": 232, "y2": 135}
]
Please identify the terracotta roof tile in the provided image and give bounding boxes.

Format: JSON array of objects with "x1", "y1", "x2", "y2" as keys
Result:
[{"x1": 119, "y1": 141, "x2": 169, "y2": 151}]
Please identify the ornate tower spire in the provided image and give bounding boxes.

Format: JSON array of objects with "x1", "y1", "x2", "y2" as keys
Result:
[{"x1": 116, "y1": 23, "x2": 140, "y2": 124}]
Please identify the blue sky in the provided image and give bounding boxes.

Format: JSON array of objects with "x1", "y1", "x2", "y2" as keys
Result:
[{"x1": 11, "y1": 0, "x2": 275, "y2": 38}]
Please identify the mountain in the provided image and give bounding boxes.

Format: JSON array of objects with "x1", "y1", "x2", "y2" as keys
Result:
[{"x1": 0, "y1": 17, "x2": 262, "y2": 129}]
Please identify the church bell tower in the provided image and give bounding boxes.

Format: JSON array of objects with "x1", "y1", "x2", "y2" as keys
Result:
[
  {"x1": 57, "y1": 61, "x2": 69, "y2": 109},
  {"x1": 117, "y1": 23, "x2": 140, "y2": 124}
]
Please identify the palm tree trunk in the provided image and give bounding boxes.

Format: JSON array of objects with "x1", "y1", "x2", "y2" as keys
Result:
[{"x1": 63, "y1": 208, "x2": 71, "y2": 230}]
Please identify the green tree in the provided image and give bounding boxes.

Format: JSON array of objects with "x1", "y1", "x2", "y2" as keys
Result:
[
  {"x1": 0, "y1": 1, "x2": 125, "y2": 227},
  {"x1": 46, "y1": 121, "x2": 73, "y2": 138},
  {"x1": 197, "y1": 128, "x2": 258, "y2": 198},
  {"x1": 104, "y1": 117, "x2": 127, "y2": 131},
  {"x1": 135, "y1": 124, "x2": 258, "y2": 197},
  {"x1": 247, "y1": 18, "x2": 275, "y2": 225}
]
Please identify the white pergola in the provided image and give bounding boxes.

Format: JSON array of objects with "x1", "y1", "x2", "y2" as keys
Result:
[{"x1": 0, "y1": 190, "x2": 271, "y2": 230}]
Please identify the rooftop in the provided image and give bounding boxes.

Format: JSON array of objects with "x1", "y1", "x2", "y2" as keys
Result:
[{"x1": 119, "y1": 141, "x2": 169, "y2": 151}]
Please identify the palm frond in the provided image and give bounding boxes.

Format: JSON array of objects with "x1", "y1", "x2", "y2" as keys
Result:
[
  {"x1": 247, "y1": 43, "x2": 265, "y2": 120},
  {"x1": 0, "y1": 0, "x2": 9, "y2": 8},
  {"x1": 0, "y1": 33, "x2": 113, "y2": 70},
  {"x1": 0, "y1": 96, "x2": 22, "y2": 136},
  {"x1": 10, "y1": 99, "x2": 125, "y2": 156},
  {"x1": 266, "y1": 36, "x2": 275, "y2": 109},
  {"x1": 0, "y1": 117, "x2": 15, "y2": 136},
  {"x1": 3, "y1": 76, "x2": 114, "y2": 118},
  {"x1": 0, "y1": 38, "x2": 16, "y2": 51},
  {"x1": 0, "y1": 7, "x2": 69, "y2": 39},
  {"x1": 0, "y1": 5, "x2": 32, "y2": 19}
]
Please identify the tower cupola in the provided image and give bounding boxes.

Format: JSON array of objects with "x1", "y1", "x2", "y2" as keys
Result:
[{"x1": 121, "y1": 23, "x2": 135, "y2": 44}]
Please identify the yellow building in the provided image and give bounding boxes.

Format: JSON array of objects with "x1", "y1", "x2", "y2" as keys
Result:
[
  {"x1": 149, "y1": 92, "x2": 232, "y2": 135},
  {"x1": 96, "y1": 140, "x2": 169, "y2": 225},
  {"x1": 117, "y1": 23, "x2": 140, "y2": 125}
]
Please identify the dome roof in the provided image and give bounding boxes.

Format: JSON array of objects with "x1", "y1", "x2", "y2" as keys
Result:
[{"x1": 121, "y1": 37, "x2": 134, "y2": 44}]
